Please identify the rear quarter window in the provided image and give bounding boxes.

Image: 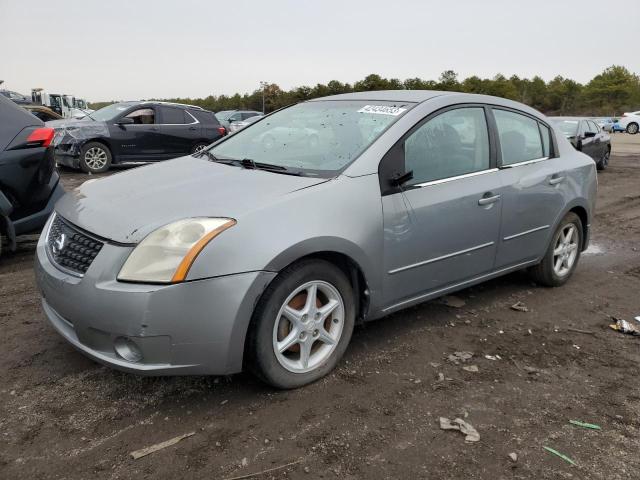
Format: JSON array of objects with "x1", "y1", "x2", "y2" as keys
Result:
[{"x1": 191, "y1": 110, "x2": 219, "y2": 125}]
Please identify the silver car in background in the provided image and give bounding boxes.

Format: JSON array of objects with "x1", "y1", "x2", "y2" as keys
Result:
[
  {"x1": 228, "y1": 114, "x2": 262, "y2": 133},
  {"x1": 35, "y1": 91, "x2": 597, "y2": 389}
]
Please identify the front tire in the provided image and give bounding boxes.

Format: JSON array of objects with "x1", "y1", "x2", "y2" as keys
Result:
[
  {"x1": 627, "y1": 122, "x2": 639, "y2": 135},
  {"x1": 191, "y1": 142, "x2": 209, "y2": 155},
  {"x1": 247, "y1": 259, "x2": 356, "y2": 389},
  {"x1": 529, "y1": 212, "x2": 583, "y2": 287},
  {"x1": 79, "y1": 142, "x2": 112, "y2": 173}
]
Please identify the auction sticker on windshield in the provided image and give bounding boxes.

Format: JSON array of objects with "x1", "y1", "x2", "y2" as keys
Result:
[{"x1": 358, "y1": 105, "x2": 407, "y2": 116}]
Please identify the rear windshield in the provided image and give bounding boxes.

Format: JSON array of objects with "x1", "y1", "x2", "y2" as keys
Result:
[
  {"x1": 552, "y1": 119, "x2": 579, "y2": 137},
  {"x1": 209, "y1": 100, "x2": 413, "y2": 176}
]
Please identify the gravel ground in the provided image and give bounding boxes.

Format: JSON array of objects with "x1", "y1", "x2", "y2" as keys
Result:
[{"x1": 1, "y1": 136, "x2": 639, "y2": 479}]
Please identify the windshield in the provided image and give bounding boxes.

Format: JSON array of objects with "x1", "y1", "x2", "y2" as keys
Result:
[
  {"x1": 209, "y1": 100, "x2": 413, "y2": 175},
  {"x1": 552, "y1": 119, "x2": 579, "y2": 137},
  {"x1": 90, "y1": 103, "x2": 137, "y2": 121}
]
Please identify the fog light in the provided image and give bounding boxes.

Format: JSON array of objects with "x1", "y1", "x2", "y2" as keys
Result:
[{"x1": 114, "y1": 336, "x2": 143, "y2": 363}]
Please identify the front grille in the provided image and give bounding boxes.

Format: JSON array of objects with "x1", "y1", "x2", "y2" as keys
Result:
[{"x1": 47, "y1": 214, "x2": 104, "y2": 275}]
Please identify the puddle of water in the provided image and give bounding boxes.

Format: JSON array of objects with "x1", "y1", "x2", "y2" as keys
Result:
[{"x1": 583, "y1": 243, "x2": 605, "y2": 255}]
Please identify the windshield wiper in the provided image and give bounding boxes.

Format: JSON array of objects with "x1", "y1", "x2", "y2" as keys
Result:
[
  {"x1": 240, "y1": 158, "x2": 304, "y2": 176},
  {"x1": 199, "y1": 153, "x2": 304, "y2": 176}
]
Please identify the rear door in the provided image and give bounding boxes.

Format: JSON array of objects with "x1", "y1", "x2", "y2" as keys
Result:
[
  {"x1": 381, "y1": 105, "x2": 502, "y2": 306},
  {"x1": 493, "y1": 108, "x2": 566, "y2": 268},
  {"x1": 158, "y1": 106, "x2": 200, "y2": 157},
  {"x1": 108, "y1": 107, "x2": 163, "y2": 161}
]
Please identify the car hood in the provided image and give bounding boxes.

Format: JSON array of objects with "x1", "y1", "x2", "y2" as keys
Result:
[{"x1": 55, "y1": 156, "x2": 330, "y2": 243}]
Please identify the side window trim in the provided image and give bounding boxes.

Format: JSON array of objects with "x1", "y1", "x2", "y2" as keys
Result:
[
  {"x1": 489, "y1": 106, "x2": 557, "y2": 169},
  {"x1": 378, "y1": 103, "x2": 497, "y2": 196}
]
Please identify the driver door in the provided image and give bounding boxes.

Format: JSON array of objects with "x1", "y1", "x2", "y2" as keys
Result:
[
  {"x1": 381, "y1": 105, "x2": 502, "y2": 307},
  {"x1": 109, "y1": 107, "x2": 164, "y2": 161}
]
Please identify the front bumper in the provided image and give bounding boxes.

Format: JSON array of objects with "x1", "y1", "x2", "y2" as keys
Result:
[
  {"x1": 53, "y1": 144, "x2": 81, "y2": 169},
  {"x1": 35, "y1": 219, "x2": 275, "y2": 375}
]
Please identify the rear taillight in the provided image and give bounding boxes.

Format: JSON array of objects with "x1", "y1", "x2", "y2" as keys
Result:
[
  {"x1": 218, "y1": 126, "x2": 226, "y2": 136},
  {"x1": 26, "y1": 127, "x2": 55, "y2": 147}
]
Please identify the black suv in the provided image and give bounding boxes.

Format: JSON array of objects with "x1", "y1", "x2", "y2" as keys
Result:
[
  {"x1": 49, "y1": 101, "x2": 227, "y2": 173},
  {"x1": 0, "y1": 95, "x2": 65, "y2": 257}
]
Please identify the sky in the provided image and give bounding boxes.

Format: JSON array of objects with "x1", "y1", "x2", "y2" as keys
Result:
[{"x1": 1, "y1": 0, "x2": 639, "y2": 102}]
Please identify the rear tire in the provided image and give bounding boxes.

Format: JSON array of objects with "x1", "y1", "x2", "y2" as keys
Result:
[
  {"x1": 247, "y1": 259, "x2": 356, "y2": 389},
  {"x1": 627, "y1": 122, "x2": 639, "y2": 135},
  {"x1": 79, "y1": 142, "x2": 112, "y2": 173},
  {"x1": 529, "y1": 212, "x2": 583, "y2": 287},
  {"x1": 596, "y1": 148, "x2": 610, "y2": 171}
]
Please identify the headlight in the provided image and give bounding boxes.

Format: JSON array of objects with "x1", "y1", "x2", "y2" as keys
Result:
[{"x1": 117, "y1": 218, "x2": 236, "y2": 283}]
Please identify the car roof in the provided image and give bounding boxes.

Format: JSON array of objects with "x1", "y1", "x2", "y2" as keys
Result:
[
  {"x1": 118, "y1": 100, "x2": 206, "y2": 111},
  {"x1": 549, "y1": 117, "x2": 587, "y2": 121},
  {"x1": 309, "y1": 90, "x2": 454, "y2": 103}
]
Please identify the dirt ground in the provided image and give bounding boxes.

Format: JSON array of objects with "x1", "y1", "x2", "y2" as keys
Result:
[{"x1": 1, "y1": 136, "x2": 639, "y2": 480}]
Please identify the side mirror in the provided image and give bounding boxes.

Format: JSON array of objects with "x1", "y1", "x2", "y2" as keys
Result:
[
  {"x1": 583, "y1": 131, "x2": 596, "y2": 138},
  {"x1": 390, "y1": 170, "x2": 414, "y2": 187},
  {"x1": 117, "y1": 117, "x2": 134, "y2": 125}
]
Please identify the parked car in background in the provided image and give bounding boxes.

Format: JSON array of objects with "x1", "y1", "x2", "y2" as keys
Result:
[
  {"x1": 228, "y1": 114, "x2": 263, "y2": 133},
  {"x1": 36, "y1": 91, "x2": 597, "y2": 389},
  {"x1": 617, "y1": 111, "x2": 640, "y2": 134},
  {"x1": 550, "y1": 117, "x2": 611, "y2": 170},
  {"x1": 24, "y1": 105, "x2": 63, "y2": 122},
  {"x1": 48, "y1": 101, "x2": 226, "y2": 173},
  {"x1": 612, "y1": 120, "x2": 625, "y2": 133},
  {"x1": 215, "y1": 110, "x2": 263, "y2": 129},
  {"x1": 0, "y1": 95, "x2": 64, "y2": 258},
  {"x1": 593, "y1": 117, "x2": 614, "y2": 133}
]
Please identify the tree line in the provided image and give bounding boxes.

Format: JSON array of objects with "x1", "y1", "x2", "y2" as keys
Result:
[{"x1": 90, "y1": 65, "x2": 640, "y2": 117}]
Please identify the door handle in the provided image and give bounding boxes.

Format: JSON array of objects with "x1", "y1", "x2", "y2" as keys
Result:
[
  {"x1": 189, "y1": 126, "x2": 197, "y2": 131},
  {"x1": 478, "y1": 193, "x2": 501, "y2": 206},
  {"x1": 549, "y1": 175, "x2": 565, "y2": 185}
]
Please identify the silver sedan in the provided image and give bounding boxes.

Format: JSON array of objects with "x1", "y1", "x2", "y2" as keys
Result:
[{"x1": 36, "y1": 91, "x2": 597, "y2": 388}]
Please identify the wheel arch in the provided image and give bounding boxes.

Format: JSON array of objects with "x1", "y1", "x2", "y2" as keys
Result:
[{"x1": 551, "y1": 201, "x2": 590, "y2": 252}]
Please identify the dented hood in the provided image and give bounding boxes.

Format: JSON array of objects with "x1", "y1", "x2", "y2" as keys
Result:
[{"x1": 54, "y1": 156, "x2": 328, "y2": 243}]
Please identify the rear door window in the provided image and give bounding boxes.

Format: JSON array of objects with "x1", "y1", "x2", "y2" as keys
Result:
[
  {"x1": 160, "y1": 107, "x2": 187, "y2": 124},
  {"x1": 493, "y1": 109, "x2": 544, "y2": 165}
]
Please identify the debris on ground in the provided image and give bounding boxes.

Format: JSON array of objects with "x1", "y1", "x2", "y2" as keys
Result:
[
  {"x1": 569, "y1": 420, "x2": 601, "y2": 430},
  {"x1": 510, "y1": 301, "x2": 529, "y2": 312},
  {"x1": 543, "y1": 446, "x2": 576, "y2": 465},
  {"x1": 224, "y1": 459, "x2": 305, "y2": 480},
  {"x1": 439, "y1": 417, "x2": 480, "y2": 442},
  {"x1": 609, "y1": 318, "x2": 640, "y2": 336},
  {"x1": 447, "y1": 351, "x2": 473, "y2": 364},
  {"x1": 130, "y1": 431, "x2": 195, "y2": 459},
  {"x1": 440, "y1": 295, "x2": 466, "y2": 308},
  {"x1": 484, "y1": 354, "x2": 502, "y2": 361},
  {"x1": 462, "y1": 365, "x2": 479, "y2": 372},
  {"x1": 508, "y1": 452, "x2": 518, "y2": 462},
  {"x1": 566, "y1": 328, "x2": 596, "y2": 335}
]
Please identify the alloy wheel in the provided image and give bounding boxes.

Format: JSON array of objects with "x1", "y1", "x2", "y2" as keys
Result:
[
  {"x1": 84, "y1": 147, "x2": 108, "y2": 170},
  {"x1": 553, "y1": 224, "x2": 579, "y2": 277},
  {"x1": 272, "y1": 280, "x2": 345, "y2": 373},
  {"x1": 628, "y1": 123, "x2": 639, "y2": 134},
  {"x1": 193, "y1": 144, "x2": 207, "y2": 154}
]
